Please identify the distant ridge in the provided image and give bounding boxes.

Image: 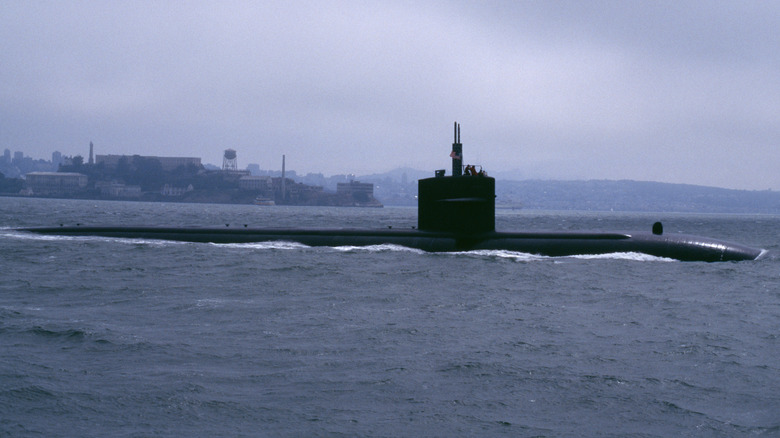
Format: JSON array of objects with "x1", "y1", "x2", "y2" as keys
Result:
[
  {"x1": 496, "y1": 179, "x2": 780, "y2": 214},
  {"x1": 356, "y1": 168, "x2": 780, "y2": 213},
  {"x1": 357, "y1": 167, "x2": 432, "y2": 183}
]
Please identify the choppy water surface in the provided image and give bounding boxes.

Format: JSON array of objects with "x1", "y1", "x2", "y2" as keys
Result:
[{"x1": 1, "y1": 198, "x2": 779, "y2": 436}]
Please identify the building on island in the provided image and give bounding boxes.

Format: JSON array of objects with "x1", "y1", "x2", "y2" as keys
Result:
[
  {"x1": 95, "y1": 154, "x2": 202, "y2": 171},
  {"x1": 161, "y1": 184, "x2": 194, "y2": 196},
  {"x1": 94, "y1": 181, "x2": 142, "y2": 198},
  {"x1": 25, "y1": 172, "x2": 88, "y2": 195},
  {"x1": 337, "y1": 180, "x2": 375, "y2": 198},
  {"x1": 336, "y1": 180, "x2": 382, "y2": 207},
  {"x1": 239, "y1": 175, "x2": 272, "y2": 191}
]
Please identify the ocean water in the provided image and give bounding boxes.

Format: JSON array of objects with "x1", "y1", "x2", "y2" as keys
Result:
[{"x1": 1, "y1": 197, "x2": 779, "y2": 437}]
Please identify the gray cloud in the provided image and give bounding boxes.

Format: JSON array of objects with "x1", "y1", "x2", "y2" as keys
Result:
[{"x1": 1, "y1": 0, "x2": 778, "y2": 189}]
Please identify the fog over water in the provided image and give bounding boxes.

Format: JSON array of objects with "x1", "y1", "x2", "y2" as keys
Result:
[{"x1": 2, "y1": 1, "x2": 778, "y2": 190}]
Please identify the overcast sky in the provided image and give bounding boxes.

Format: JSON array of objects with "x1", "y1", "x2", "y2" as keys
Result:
[{"x1": 2, "y1": 1, "x2": 778, "y2": 189}]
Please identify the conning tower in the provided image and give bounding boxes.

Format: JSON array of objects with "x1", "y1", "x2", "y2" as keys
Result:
[{"x1": 418, "y1": 122, "x2": 495, "y2": 234}]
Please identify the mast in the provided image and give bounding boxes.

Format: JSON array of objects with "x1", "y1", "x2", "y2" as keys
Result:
[
  {"x1": 451, "y1": 122, "x2": 462, "y2": 177},
  {"x1": 281, "y1": 154, "x2": 286, "y2": 200}
]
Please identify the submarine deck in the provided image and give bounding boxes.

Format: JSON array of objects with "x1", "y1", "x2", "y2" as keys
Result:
[{"x1": 19, "y1": 225, "x2": 764, "y2": 262}]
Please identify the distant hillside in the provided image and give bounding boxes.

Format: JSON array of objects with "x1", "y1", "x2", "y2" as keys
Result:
[
  {"x1": 358, "y1": 168, "x2": 780, "y2": 213},
  {"x1": 357, "y1": 167, "x2": 433, "y2": 184},
  {"x1": 496, "y1": 179, "x2": 780, "y2": 214}
]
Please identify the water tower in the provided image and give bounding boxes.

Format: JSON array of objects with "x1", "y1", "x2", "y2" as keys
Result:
[{"x1": 222, "y1": 149, "x2": 237, "y2": 171}]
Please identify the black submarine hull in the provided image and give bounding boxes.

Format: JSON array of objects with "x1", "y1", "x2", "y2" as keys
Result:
[
  {"x1": 17, "y1": 125, "x2": 766, "y2": 262},
  {"x1": 19, "y1": 226, "x2": 764, "y2": 262}
]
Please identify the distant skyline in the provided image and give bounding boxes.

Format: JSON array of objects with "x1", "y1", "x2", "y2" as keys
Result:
[{"x1": 2, "y1": 1, "x2": 778, "y2": 190}]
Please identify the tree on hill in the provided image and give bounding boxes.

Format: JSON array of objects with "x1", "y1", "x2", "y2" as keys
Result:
[{"x1": 0, "y1": 171, "x2": 24, "y2": 193}]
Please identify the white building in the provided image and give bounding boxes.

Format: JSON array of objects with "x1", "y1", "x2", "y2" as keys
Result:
[
  {"x1": 239, "y1": 175, "x2": 272, "y2": 191},
  {"x1": 25, "y1": 172, "x2": 88, "y2": 194}
]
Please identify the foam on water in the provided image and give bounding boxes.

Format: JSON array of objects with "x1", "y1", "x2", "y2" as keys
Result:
[
  {"x1": 1, "y1": 229, "x2": 70, "y2": 241},
  {"x1": 212, "y1": 241, "x2": 310, "y2": 250},
  {"x1": 108, "y1": 237, "x2": 190, "y2": 247},
  {"x1": 445, "y1": 249, "x2": 676, "y2": 262},
  {"x1": 2, "y1": 230, "x2": 189, "y2": 247},
  {"x1": 450, "y1": 249, "x2": 550, "y2": 261},
  {"x1": 570, "y1": 252, "x2": 675, "y2": 262},
  {"x1": 332, "y1": 244, "x2": 426, "y2": 254}
]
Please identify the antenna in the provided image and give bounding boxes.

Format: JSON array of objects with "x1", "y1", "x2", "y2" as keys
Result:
[{"x1": 451, "y1": 122, "x2": 463, "y2": 177}]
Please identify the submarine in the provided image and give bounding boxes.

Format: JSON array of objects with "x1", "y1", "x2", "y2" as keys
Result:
[{"x1": 20, "y1": 123, "x2": 764, "y2": 262}]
